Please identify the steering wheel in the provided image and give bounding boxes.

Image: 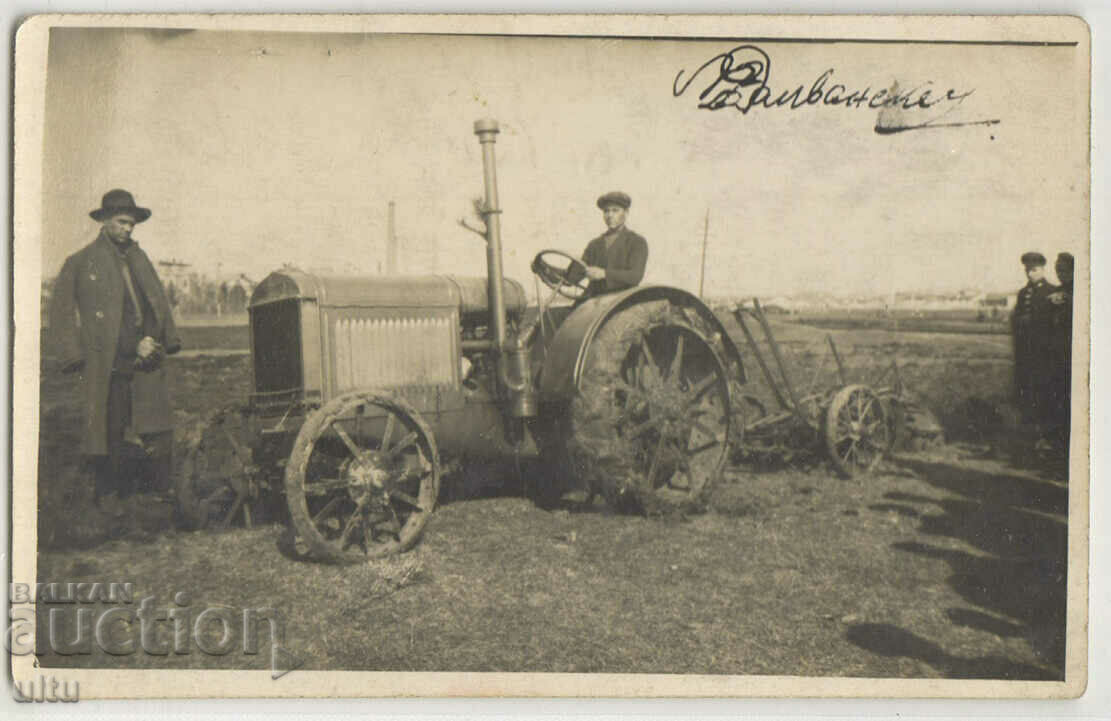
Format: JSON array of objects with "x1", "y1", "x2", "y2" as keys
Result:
[{"x1": 531, "y1": 250, "x2": 591, "y2": 300}]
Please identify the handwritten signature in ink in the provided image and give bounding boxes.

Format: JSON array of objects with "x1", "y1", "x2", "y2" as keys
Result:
[{"x1": 672, "y1": 44, "x2": 999, "y2": 134}]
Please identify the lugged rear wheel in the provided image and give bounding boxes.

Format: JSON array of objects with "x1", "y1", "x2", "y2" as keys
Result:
[
  {"x1": 568, "y1": 301, "x2": 732, "y2": 514},
  {"x1": 284, "y1": 392, "x2": 440, "y2": 562}
]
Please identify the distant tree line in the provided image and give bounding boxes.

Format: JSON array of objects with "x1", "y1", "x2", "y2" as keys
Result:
[
  {"x1": 163, "y1": 272, "x2": 254, "y2": 317},
  {"x1": 41, "y1": 269, "x2": 256, "y2": 323}
]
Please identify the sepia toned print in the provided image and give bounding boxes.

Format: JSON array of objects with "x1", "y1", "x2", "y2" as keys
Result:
[{"x1": 12, "y1": 14, "x2": 1089, "y2": 699}]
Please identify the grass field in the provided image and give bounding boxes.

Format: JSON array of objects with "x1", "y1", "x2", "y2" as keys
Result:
[
  {"x1": 786, "y1": 308, "x2": 1011, "y2": 337},
  {"x1": 794, "y1": 315, "x2": 1010, "y2": 336},
  {"x1": 176, "y1": 323, "x2": 249, "y2": 351},
  {"x1": 33, "y1": 317, "x2": 1069, "y2": 681}
]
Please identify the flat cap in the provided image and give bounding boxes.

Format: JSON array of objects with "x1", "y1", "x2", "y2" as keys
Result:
[
  {"x1": 597, "y1": 191, "x2": 631, "y2": 210},
  {"x1": 1020, "y1": 251, "x2": 1047, "y2": 267},
  {"x1": 1056, "y1": 252, "x2": 1074, "y2": 267}
]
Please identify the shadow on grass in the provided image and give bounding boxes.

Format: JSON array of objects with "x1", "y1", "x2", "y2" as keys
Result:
[
  {"x1": 866, "y1": 502, "x2": 921, "y2": 519},
  {"x1": 891, "y1": 539, "x2": 1065, "y2": 665},
  {"x1": 438, "y1": 461, "x2": 525, "y2": 505},
  {"x1": 938, "y1": 395, "x2": 1071, "y2": 484},
  {"x1": 846, "y1": 623, "x2": 1051, "y2": 680},
  {"x1": 894, "y1": 455, "x2": 1067, "y2": 517},
  {"x1": 865, "y1": 456, "x2": 1068, "y2": 678},
  {"x1": 945, "y1": 608, "x2": 1024, "y2": 638},
  {"x1": 438, "y1": 461, "x2": 616, "y2": 517}
]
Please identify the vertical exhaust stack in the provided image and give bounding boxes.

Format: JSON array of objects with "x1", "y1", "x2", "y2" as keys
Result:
[
  {"x1": 474, "y1": 118, "x2": 535, "y2": 417},
  {"x1": 474, "y1": 119, "x2": 508, "y2": 351}
]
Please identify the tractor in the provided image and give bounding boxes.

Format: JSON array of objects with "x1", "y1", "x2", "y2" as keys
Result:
[{"x1": 176, "y1": 118, "x2": 749, "y2": 562}]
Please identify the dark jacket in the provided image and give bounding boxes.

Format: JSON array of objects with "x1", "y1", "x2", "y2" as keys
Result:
[
  {"x1": 1011, "y1": 278, "x2": 1057, "y2": 420},
  {"x1": 49, "y1": 233, "x2": 181, "y2": 455},
  {"x1": 569, "y1": 227, "x2": 649, "y2": 298},
  {"x1": 1012, "y1": 279, "x2": 1057, "y2": 355}
]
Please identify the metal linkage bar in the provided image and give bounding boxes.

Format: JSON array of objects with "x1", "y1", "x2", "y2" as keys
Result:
[
  {"x1": 827, "y1": 334, "x2": 847, "y2": 386},
  {"x1": 751, "y1": 298, "x2": 806, "y2": 425},
  {"x1": 732, "y1": 306, "x2": 791, "y2": 412}
]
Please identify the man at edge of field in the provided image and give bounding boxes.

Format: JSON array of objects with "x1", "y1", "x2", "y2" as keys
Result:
[
  {"x1": 49, "y1": 189, "x2": 182, "y2": 513},
  {"x1": 1010, "y1": 251, "x2": 1057, "y2": 441}
]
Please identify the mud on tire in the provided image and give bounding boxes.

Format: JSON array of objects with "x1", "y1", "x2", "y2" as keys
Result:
[
  {"x1": 567, "y1": 300, "x2": 733, "y2": 515},
  {"x1": 284, "y1": 391, "x2": 440, "y2": 563}
]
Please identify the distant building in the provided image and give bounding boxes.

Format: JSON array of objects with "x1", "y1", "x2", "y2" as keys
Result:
[
  {"x1": 977, "y1": 292, "x2": 1015, "y2": 321},
  {"x1": 979, "y1": 293, "x2": 1015, "y2": 310},
  {"x1": 157, "y1": 259, "x2": 193, "y2": 287}
]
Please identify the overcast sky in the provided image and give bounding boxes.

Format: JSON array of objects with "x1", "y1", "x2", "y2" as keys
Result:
[{"x1": 39, "y1": 28, "x2": 1088, "y2": 297}]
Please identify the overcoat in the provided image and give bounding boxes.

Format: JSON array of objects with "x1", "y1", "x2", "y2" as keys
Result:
[
  {"x1": 49, "y1": 233, "x2": 181, "y2": 455},
  {"x1": 1011, "y1": 278, "x2": 1057, "y2": 423},
  {"x1": 569, "y1": 227, "x2": 649, "y2": 298}
]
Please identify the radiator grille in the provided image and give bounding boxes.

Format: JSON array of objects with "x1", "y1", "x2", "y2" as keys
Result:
[
  {"x1": 251, "y1": 300, "x2": 303, "y2": 394},
  {"x1": 333, "y1": 316, "x2": 456, "y2": 392}
]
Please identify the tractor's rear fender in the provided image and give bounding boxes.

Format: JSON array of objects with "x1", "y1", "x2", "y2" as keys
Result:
[{"x1": 536, "y1": 285, "x2": 745, "y2": 404}]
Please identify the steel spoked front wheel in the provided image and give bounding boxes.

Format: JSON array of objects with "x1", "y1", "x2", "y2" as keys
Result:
[
  {"x1": 284, "y1": 392, "x2": 440, "y2": 562},
  {"x1": 824, "y1": 384, "x2": 890, "y2": 478}
]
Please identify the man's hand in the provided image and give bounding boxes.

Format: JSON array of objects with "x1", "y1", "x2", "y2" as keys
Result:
[
  {"x1": 137, "y1": 336, "x2": 161, "y2": 359},
  {"x1": 135, "y1": 336, "x2": 166, "y2": 371},
  {"x1": 585, "y1": 266, "x2": 606, "y2": 281}
]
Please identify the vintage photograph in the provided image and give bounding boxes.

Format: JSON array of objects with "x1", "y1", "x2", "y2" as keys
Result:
[{"x1": 12, "y1": 15, "x2": 1089, "y2": 699}]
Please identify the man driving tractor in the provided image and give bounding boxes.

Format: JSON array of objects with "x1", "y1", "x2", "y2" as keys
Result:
[{"x1": 565, "y1": 191, "x2": 648, "y2": 299}]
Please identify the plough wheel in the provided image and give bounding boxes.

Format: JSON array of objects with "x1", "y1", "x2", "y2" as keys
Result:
[
  {"x1": 824, "y1": 384, "x2": 890, "y2": 478},
  {"x1": 284, "y1": 391, "x2": 440, "y2": 562},
  {"x1": 571, "y1": 302, "x2": 732, "y2": 514},
  {"x1": 176, "y1": 405, "x2": 257, "y2": 530}
]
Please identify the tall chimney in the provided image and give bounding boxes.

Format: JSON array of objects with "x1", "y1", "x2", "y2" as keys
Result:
[{"x1": 386, "y1": 200, "x2": 398, "y2": 275}]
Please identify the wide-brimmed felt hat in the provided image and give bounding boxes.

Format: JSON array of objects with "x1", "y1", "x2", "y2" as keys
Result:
[
  {"x1": 90, "y1": 189, "x2": 151, "y2": 223},
  {"x1": 1020, "y1": 251, "x2": 1046, "y2": 268},
  {"x1": 596, "y1": 191, "x2": 631, "y2": 210}
]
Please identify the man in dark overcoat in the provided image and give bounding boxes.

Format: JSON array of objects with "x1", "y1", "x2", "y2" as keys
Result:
[
  {"x1": 566, "y1": 191, "x2": 648, "y2": 299},
  {"x1": 49, "y1": 189, "x2": 182, "y2": 505},
  {"x1": 1011, "y1": 251, "x2": 1057, "y2": 430}
]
